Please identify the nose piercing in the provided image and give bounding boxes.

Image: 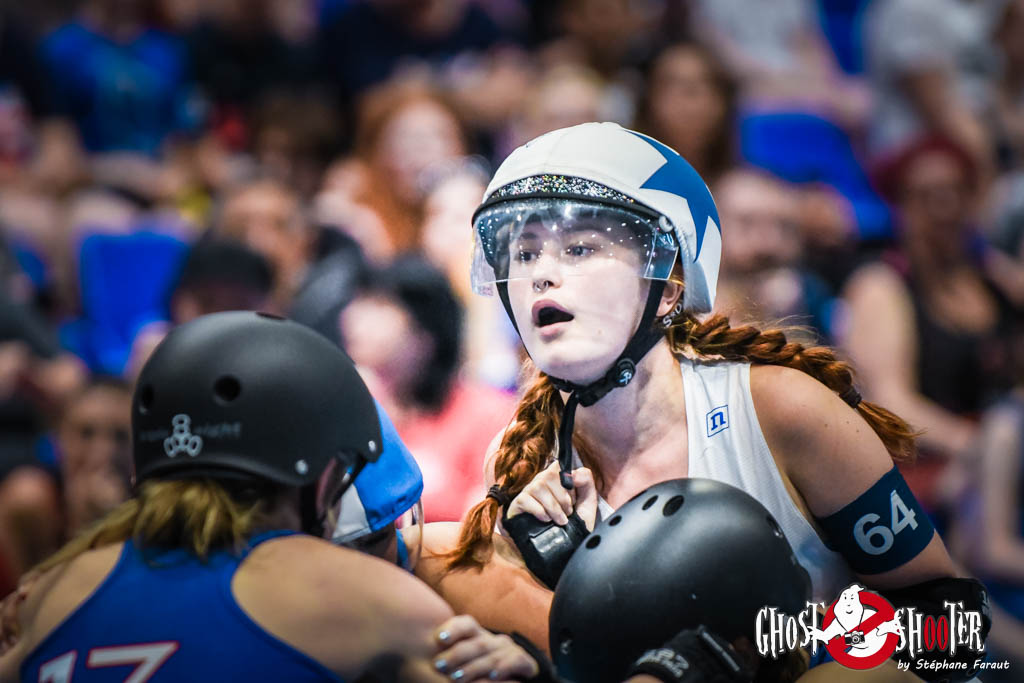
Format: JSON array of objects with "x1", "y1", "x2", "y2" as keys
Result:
[{"x1": 533, "y1": 280, "x2": 550, "y2": 293}]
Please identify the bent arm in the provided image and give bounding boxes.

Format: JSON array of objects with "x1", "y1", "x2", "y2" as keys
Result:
[
  {"x1": 841, "y1": 264, "x2": 976, "y2": 458},
  {"x1": 974, "y1": 405, "x2": 1024, "y2": 583},
  {"x1": 416, "y1": 523, "x2": 554, "y2": 656},
  {"x1": 751, "y1": 364, "x2": 958, "y2": 589}
]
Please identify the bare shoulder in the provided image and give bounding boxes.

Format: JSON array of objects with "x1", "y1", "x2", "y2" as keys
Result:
[
  {"x1": 842, "y1": 261, "x2": 906, "y2": 300},
  {"x1": 235, "y1": 534, "x2": 452, "y2": 675},
  {"x1": 748, "y1": 364, "x2": 865, "y2": 448},
  {"x1": 748, "y1": 364, "x2": 895, "y2": 516},
  {"x1": 414, "y1": 522, "x2": 462, "y2": 591},
  {"x1": 245, "y1": 533, "x2": 452, "y2": 623}
]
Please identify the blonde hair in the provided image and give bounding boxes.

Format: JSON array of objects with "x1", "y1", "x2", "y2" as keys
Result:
[{"x1": 35, "y1": 479, "x2": 280, "y2": 574}]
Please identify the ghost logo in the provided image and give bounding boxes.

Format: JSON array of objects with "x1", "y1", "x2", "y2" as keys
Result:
[
  {"x1": 163, "y1": 414, "x2": 203, "y2": 458},
  {"x1": 809, "y1": 583, "x2": 903, "y2": 669}
]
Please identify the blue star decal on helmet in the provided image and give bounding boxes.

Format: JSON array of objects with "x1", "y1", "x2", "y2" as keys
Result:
[{"x1": 628, "y1": 131, "x2": 721, "y2": 260}]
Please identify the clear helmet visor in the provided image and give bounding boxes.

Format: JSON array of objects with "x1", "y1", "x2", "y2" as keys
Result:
[
  {"x1": 337, "y1": 499, "x2": 424, "y2": 572},
  {"x1": 471, "y1": 198, "x2": 678, "y2": 296},
  {"x1": 318, "y1": 455, "x2": 425, "y2": 572},
  {"x1": 315, "y1": 456, "x2": 356, "y2": 539}
]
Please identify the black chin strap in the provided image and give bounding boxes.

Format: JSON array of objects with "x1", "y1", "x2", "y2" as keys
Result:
[{"x1": 523, "y1": 280, "x2": 668, "y2": 491}]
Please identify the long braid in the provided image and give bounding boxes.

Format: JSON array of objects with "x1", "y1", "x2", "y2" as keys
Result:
[
  {"x1": 672, "y1": 312, "x2": 919, "y2": 461},
  {"x1": 444, "y1": 364, "x2": 563, "y2": 569}
]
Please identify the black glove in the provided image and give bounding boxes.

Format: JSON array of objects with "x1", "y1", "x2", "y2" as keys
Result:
[
  {"x1": 502, "y1": 509, "x2": 589, "y2": 590},
  {"x1": 626, "y1": 626, "x2": 754, "y2": 683}
]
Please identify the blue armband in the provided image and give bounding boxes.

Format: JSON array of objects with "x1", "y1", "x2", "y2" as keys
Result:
[{"x1": 815, "y1": 466, "x2": 935, "y2": 575}]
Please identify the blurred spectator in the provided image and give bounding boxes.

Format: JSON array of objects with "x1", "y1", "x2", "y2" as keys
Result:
[
  {"x1": 992, "y1": 0, "x2": 1024, "y2": 170},
  {"x1": 318, "y1": 0, "x2": 509, "y2": 99},
  {"x1": 124, "y1": 237, "x2": 276, "y2": 377},
  {"x1": 339, "y1": 255, "x2": 515, "y2": 523},
  {"x1": 320, "y1": 80, "x2": 469, "y2": 255},
  {"x1": 186, "y1": 0, "x2": 318, "y2": 110},
  {"x1": 634, "y1": 42, "x2": 738, "y2": 188},
  {"x1": 0, "y1": 283, "x2": 87, "y2": 466},
  {"x1": 0, "y1": 463, "x2": 59, "y2": 598},
  {"x1": 0, "y1": 241, "x2": 82, "y2": 593},
  {"x1": 953, "y1": 312, "x2": 1024, "y2": 675},
  {"x1": 419, "y1": 159, "x2": 521, "y2": 389},
  {"x1": 288, "y1": 226, "x2": 367, "y2": 347},
  {"x1": 213, "y1": 178, "x2": 367, "y2": 344},
  {"x1": 0, "y1": 8, "x2": 53, "y2": 162},
  {"x1": 535, "y1": 0, "x2": 670, "y2": 127},
  {"x1": 863, "y1": 0, "x2": 995, "y2": 176},
  {"x1": 542, "y1": 0, "x2": 664, "y2": 79},
  {"x1": 714, "y1": 168, "x2": 839, "y2": 344},
  {"x1": 841, "y1": 135, "x2": 1017, "y2": 509},
  {"x1": 248, "y1": 91, "x2": 340, "y2": 199},
  {"x1": 166, "y1": 237, "x2": 274, "y2": 322},
  {"x1": 691, "y1": 0, "x2": 868, "y2": 130},
  {"x1": 40, "y1": 0, "x2": 202, "y2": 156},
  {"x1": 498, "y1": 62, "x2": 608, "y2": 156},
  {"x1": 216, "y1": 178, "x2": 315, "y2": 313},
  {"x1": 55, "y1": 376, "x2": 132, "y2": 537}
]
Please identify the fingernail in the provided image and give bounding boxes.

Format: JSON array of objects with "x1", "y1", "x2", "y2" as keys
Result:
[
  {"x1": 438, "y1": 630, "x2": 450, "y2": 642},
  {"x1": 451, "y1": 670, "x2": 465, "y2": 680},
  {"x1": 489, "y1": 670, "x2": 500, "y2": 680},
  {"x1": 435, "y1": 658, "x2": 447, "y2": 672}
]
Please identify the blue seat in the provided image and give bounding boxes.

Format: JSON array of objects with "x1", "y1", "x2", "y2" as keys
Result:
[
  {"x1": 739, "y1": 111, "x2": 892, "y2": 241},
  {"x1": 62, "y1": 230, "x2": 188, "y2": 374}
]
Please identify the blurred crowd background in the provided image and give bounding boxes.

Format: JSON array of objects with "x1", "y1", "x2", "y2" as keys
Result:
[{"x1": 0, "y1": 0, "x2": 1023, "y2": 661}]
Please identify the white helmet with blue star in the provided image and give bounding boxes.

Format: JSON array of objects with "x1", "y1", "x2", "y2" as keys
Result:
[{"x1": 471, "y1": 121, "x2": 721, "y2": 313}]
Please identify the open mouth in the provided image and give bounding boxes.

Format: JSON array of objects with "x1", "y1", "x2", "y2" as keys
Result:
[{"x1": 533, "y1": 304, "x2": 575, "y2": 327}]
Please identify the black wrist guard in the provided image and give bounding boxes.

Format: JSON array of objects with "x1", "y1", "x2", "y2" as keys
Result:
[
  {"x1": 503, "y1": 509, "x2": 589, "y2": 590},
  {"x1": 883, "y1": 577, "x2": 991, "y2": 683},
  {"x1": 626, "y1": 626, "x2": 753, "y2": 683},
  {"x1": 508, "y1": 631, "x2": 563, "y2": 683}
]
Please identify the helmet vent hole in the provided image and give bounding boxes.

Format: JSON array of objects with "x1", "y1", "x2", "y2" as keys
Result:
[
  {"x1": 585, "y1": 535, "x2": 601, "y2": 549},
  {"x1": 767, "y1": 514, "x2": 784, "y2": 538},
  {"x1": 256, "y1": 312, "x2": 285, "y2": 321},
  {"x1": 138, "y1": 385, "x2": 154, "y2": 414},
  {"x1": 642, "y1": 495, "x2": 658, "y2": 510},
  {"x1": 608, "y1": 515, "x2": 622, "y2": 526},
  {"x1": 214, "y1": 376, "x2": 242, "y2": 404},
  {"x1": 662, "y1": 495, "x2": 685, "y2": 516}
]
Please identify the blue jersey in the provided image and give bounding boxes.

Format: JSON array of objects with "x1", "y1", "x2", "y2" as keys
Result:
[{"x1": 21, "y1": 531, "x2": 341, "y2": 682}]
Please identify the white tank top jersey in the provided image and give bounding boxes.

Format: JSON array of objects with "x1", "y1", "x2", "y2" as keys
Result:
[{"x1": 579, "y1": 359, "x2": 856, "y2": 603}]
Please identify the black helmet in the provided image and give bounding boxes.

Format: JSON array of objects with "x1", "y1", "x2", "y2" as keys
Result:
[
  {"x1": 132, "y1": 311, "x2": 382, "y2": 488},
  {"x1": 549, "y1": 478, "x2": 811, "y2": 683}
]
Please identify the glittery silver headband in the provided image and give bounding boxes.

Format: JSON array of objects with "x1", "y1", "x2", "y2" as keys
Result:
[{"x1": 487, "y1": 174, "x2": 638, "y2": 206}]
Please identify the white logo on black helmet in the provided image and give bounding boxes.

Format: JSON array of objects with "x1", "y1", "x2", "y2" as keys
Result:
[{"x1": 164, "y1": 414, "x2": 203, "y2": 458}]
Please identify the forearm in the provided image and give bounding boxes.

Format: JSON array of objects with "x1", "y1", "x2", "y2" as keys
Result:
[
  {"x1": 871, "y1": 385, "x2": 975, "y2": 456},
  {"x1": 978, "y1": 539, "x2": 1024, "y2": 584}
]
